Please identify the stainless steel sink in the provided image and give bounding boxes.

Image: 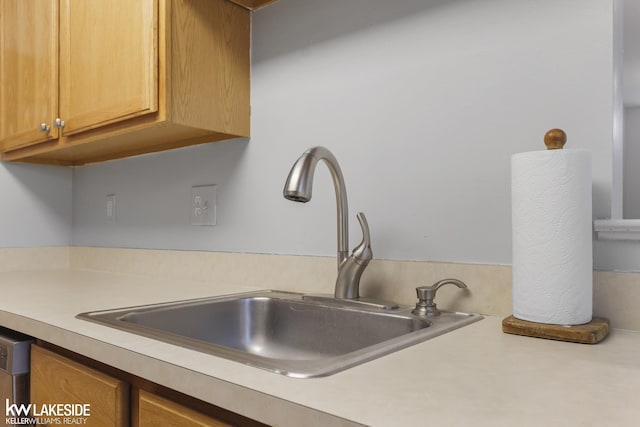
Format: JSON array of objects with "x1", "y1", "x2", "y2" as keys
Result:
[{"x1": 77, "y1": 290, "x2": 482, "y2": 378}]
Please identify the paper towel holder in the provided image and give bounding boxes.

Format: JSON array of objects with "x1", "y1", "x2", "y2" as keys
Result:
[
  {"x1": 544, "y1": 128, "x2": 567, "y2": 150},
  {"x1": 505, "y1": 130, "x2": 611, "y2": 343}
]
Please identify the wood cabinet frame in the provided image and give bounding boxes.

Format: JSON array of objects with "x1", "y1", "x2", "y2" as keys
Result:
[
  {"x1": 32, "y1": 341, "x2": 267, "y2": 427},
  {"x1": 1, "y1": 0, "x2": 249, "y2": 166}
]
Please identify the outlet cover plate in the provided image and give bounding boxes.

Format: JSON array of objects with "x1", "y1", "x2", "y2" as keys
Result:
[
  {"x1": 106, "y1": 194, "x2": 116, "y2": 224},
  {"x1": 191, "y1": 185, "x2": 216, "y2": 226}
]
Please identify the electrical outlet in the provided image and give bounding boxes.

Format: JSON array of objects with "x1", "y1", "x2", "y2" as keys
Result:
[
  {"x1": 191, "y1": 185, "x2": 216, "y2": 226},
  {"x1": 106, "y1": 194, "x2": 116, "y2": 223}
]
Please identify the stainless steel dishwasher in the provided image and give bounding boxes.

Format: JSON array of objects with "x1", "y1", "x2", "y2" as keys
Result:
[{"x1": 0, "y1": 327, "x2": 34, "y2": 427}]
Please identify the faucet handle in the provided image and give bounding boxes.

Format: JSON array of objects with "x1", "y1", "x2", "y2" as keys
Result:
[
  {"x1": 352, "y1": 212, "x2": 372, "y2": 262},
  {"x1": 334, "y1": 212, "x2": 373, "y2": 300},
  {"x1": 412, "y1": 279, "x2": 467, "y2": 317}
]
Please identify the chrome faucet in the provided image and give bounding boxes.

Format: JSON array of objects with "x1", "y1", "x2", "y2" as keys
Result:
[
  {"x1": 334, "y1": 212, "x2": 372, "y2": 299},
  {"x1": 284, "y1": 146, "x2": 372, "y2": 299}
]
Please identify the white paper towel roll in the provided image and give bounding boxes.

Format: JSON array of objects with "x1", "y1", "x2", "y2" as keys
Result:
[{"x1": 511, "y1": 148, "x2": 592, "y2": 325}]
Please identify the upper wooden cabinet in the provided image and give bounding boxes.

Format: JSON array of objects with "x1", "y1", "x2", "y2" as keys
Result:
[
  {"x1": 0, "y1": 0, "x2": 249, "y2": 165},
  {"x1": 228, "y1": 0, "x2": 278, "y2": 10},
  {"x1": 59, "y1": 0, "x2": 159, "y2": 137},
  {"x1": 0, "y1": 0, "x2": 59, "y2": 151}
]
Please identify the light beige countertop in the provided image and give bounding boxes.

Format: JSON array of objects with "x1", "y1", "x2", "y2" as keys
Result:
[{"x1": 0, "y1": 269, "x2": 638, "y2": 427}]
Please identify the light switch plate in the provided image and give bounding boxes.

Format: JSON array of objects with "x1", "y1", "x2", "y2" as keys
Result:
[
  {"x1": 106, "y1": 194, "x2": 116, "y2": 224},
  {"x1": 191, "y1": 185, "x2": 216, "y2": 226}
]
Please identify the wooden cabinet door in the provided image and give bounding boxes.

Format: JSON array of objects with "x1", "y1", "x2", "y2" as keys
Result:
[
  {"x1": 31, "y1": 345, "x2": 129, "y2": 427},
  {"x1": 58, "y1": 0, "x2": 158, "y2": 136},
  {"x1": 135, "y1": 389, "x2": 231, "y2": 427},
  {"x1": 0, "y1": 0, "x2": 58, "y2": 151}
]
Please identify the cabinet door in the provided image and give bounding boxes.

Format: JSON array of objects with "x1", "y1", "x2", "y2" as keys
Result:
[
  {"x1": 135, "y1": 389, "x2": 231, "y2": 427},
  {"x1": 59, "y1": 0, "x2": 158, "y2": 136},
  {"x1": 0, "y1": 0, "x2": 58, "y2": 151},
  {"x1": 31, "y1": 345, "x2": 129, "y2": 427}
]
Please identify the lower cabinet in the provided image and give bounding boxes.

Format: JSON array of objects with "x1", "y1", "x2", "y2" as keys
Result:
[
  {"x1": 135, "y1": 389, "x2": 230, "y2": 427},
  {"x1": 30, "y1": 344, "x2": 265, "y2": 427},
  {"x1": 31, "y1": 345, "x2": 129, "y2": 426}
]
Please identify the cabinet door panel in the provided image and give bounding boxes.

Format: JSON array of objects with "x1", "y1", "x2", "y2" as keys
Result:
[
  {"x1": 59, "y1": 0, "x2": 158, "y2": 136},
  {"x1": 136, "y1": 390, "x2": 231, "y2": 427},
  {"x1": 31, "y1": 345, "x2": 129, "y2": 427},
  {"x1": 0, "y1": 0, "x2": 58, "y2": 151}
]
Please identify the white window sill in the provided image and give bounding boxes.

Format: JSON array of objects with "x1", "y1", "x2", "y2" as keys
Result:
[{"x1": 594, "y1": 219, "x2": 640, "y2": 241}]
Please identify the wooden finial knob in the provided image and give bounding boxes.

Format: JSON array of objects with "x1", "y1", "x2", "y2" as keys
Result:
[{"x1": 544, "y1": 128, "x2": 567, "y2": 150}]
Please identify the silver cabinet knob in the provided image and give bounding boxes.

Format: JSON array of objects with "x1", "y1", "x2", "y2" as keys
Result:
[
  {"x1": 53, "y1": 118, "x2": 65, "y2": 128},
  {"x1": 412, "y1": 279, "x2": 467, "y2": 317},
  {"x1": 39, "y1": 123, "x2": 51, "y2": 133}
]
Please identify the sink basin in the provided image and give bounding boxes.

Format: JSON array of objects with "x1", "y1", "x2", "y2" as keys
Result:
[{"x1": 77, "y1": 290, "x2": 482, "y2": 378}]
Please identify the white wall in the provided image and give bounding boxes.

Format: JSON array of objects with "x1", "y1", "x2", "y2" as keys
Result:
[
  {"x1": 0, "y1": 163, "x2": 72, "y2": 247},
  {"x1": 624, "y1": 107, "x2": 640, "y2": 218},
  {"x1": 624, "y1": 0, "x2": 640, "y2": 107},
  {"x1": 72, "y1": 0, "x2": 614, "y2": 265}
]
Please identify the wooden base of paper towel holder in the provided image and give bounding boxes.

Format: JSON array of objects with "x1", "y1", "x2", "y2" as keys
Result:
[{"x1": 502, "y1": 315, "x2": 610, "y2": 344}]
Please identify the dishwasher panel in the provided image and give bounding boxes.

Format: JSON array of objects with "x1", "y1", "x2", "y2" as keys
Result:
[{"x1": 0, "y1": 327, "x2": 34, "y2": 427}]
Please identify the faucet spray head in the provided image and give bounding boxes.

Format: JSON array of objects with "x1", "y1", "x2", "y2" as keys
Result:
[{"x1": 283, "y1": 150, "x2": 318, "y2": 203}]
